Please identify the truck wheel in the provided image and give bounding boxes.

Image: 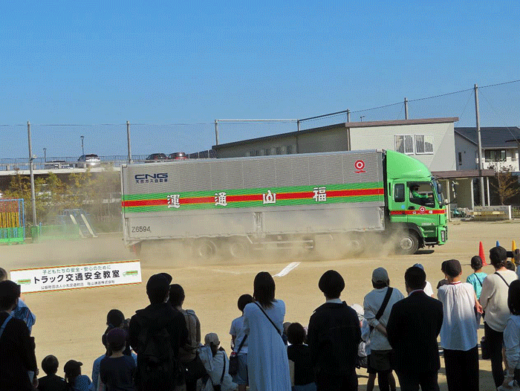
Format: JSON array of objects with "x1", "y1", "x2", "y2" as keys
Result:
[
  {"x1": 227, "y1": 239, "x2": 250, "y2": 259},
  {"x1": 397, "y1": 231, "x2": 420, "y2": 254},
  {"x1": 193, "y1": 239, "x2": 217, "y2": 259}
]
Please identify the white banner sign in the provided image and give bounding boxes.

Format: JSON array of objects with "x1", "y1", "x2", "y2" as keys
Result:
[{"x1": 10, "y1": 260, "x2": 142, "y2": 293}]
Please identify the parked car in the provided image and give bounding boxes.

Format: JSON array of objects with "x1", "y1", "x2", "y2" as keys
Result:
[
  {"x1": 77, "y1": 154, "x2": 101, "y2": 168},
  {"x1": 168, "y1": 152, "x2": 188, "y2": 160},
  {"x1": 44, "y1": 160, "x2": 74, "y2": 169},
  {"x1": 145, "y1": 153, "x2": 168, "y2": 163}
]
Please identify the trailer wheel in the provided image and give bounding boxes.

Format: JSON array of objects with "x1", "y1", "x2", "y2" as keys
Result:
[
  {"x1": 397, "y1": 231, "x2": 420, "y2": 254},
  {"x1": 193, "y1": 239, "x2": 218, "y2": 259},
  {"x1": 227, "y1": 239, "x2": 250, "y2": 259}
]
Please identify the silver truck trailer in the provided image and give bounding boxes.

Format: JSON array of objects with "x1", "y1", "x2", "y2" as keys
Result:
[{"x1": 122, "y1": 150, "x2": 388, "y2": 258}]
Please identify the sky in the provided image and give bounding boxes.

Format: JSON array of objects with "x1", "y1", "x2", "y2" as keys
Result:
[{"x1": 1, "y1": 1, "x2": 519, "y2": 158}]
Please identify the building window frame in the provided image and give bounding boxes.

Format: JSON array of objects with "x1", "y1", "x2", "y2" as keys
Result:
[
  {"x1": 395, "y1": 135, "x2": 414, "y2": 155},
  {"x1": 415, "y1": 135, "x2": 434, "y2": 155}
]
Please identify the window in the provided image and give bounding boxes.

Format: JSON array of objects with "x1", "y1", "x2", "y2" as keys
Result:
[
  {"x1": 415, "y1": 135, "x2": 434, "y2": 154},
  {"x1": 485, "y1": 149, "x2": 506, "y2": 162},
  {"x1": 409, "y1": 182, "x2": 435, "y2": 207},
  {"x1": 394, "y1": 184, "x2": 405, "y2": 202},
  {"x1": 395, "y1": 135, "x2": 414, "y2": 154},
  {"x1": 458, "y1": 152, "x2": 462, "y2": 166}
]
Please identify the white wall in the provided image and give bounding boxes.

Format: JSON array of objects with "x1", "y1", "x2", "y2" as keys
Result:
[
  {"x1": 454, "y1": 135, "x2": 478, "y2": 170},
  {"x1": 349, "y1": 122, "x2": 456, "y2": 171}
]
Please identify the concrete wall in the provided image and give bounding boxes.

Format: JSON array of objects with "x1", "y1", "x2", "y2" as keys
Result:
[
  {"x1": 454, "y1": 178, "x2": 474, "y2": 209},
  {"x1": 349, "y1": 122, "x2": 456, "y2": 171}
]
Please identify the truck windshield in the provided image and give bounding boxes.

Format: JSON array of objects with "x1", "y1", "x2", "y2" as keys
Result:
[{"x1": 431, "y1": 179, "x2": 443, "y2": 205}]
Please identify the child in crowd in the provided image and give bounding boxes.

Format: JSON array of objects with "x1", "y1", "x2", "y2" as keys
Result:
[
  {"x1": 100, "y1": 328, "x2": 136, "y2": 391},
  {"x1": 37, "y1": 355, "x2": 67, "y2": 391},
  {"x1": 64, "y1": 360, "x2": 91, "y2": 391},
  {"x1": 436, "y1": 260, "x2": 449, "y2": 291},
  {"x1": 229, "y1": 294, "x2": 253, "y2": 391},
  {"x1": 0, "y1": 267, "x2": 36, "y2": 333},
  {"x1": 102, "y1": 309, "x2": 131, "y2": 356},
  {"x1": 466, "y1": 256, "x2": 487, "y2": 300},
  {"x1": 199, "y1": 333, "x2": 237, "y2": 391},
  {"x1": 507, "y1": 261, "x2": 516, "y2": 272},
  {"x1": 354, "y1": 303, "x2": 378, "y2": 391},
  {"x1": 287, "y1": 322, "x2": 316, "y2": 391},
  {"x1": 413, "y1": 264, "x2": 434, "y2": 297}
]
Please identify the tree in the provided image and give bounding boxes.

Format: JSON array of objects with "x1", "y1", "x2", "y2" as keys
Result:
[{"x1": 491, "y1": 166, "x2": 520, "y2": 205}]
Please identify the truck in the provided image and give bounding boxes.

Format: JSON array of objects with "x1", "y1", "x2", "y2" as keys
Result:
[{"x1": 121, "y1": 149, "x2": 447, "y2": 258}]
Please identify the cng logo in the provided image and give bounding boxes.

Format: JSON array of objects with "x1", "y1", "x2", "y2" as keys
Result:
[{"x1": 135, "y1": 173, "x2": 168, "y2": 184}]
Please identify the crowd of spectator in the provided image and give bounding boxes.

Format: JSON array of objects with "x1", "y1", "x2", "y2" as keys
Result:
[{"x1": 2, "y1": 246, "x2": 520, "y2": 391}]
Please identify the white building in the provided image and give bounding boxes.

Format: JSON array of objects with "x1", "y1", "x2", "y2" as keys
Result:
[{"x1": 455, "y1": 127, "x2": 520, "y2": 172}]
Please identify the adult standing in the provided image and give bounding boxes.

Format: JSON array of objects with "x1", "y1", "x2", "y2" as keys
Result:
[
  {"x1": 129, "y1": 274, "x2": 189, "y2": 391},
  {"x1": 170, "y1": 284, "x2": 203, "y2": 391},
  {"x1": 503, "y1": 280, "x2": 520, "y2": 388},
  {"x1": 387, "y1": 266, "x2": 443, "y2": 391},
  {"x1": 243, "y1": 271, "x2": 291, "y2": 391},
  {"x1": 363, "y1": 267, "x2": 404, "y2": 391},
  {"x1": 437, "y1": 259, "x2": 479, "y2": 391},
  {"x1": 308, "y1": 270, "x2": 361, "y2": 391},
  {"x1": 480, "y1": 246, "x2": 519, "y2": 388},
  {"x1": 0, "y1": 280, "x2": 38, "y2": 391}
]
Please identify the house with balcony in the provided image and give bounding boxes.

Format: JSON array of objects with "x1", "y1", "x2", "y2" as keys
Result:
[{"x1": 455, "y1": 127, "x2": 520, "y2": 172}]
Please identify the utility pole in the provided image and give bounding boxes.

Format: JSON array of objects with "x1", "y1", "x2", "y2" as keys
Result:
[
  {"x1": 347, "y1": 109, "x2": 350, "y2": 123},
  {"x1": 43, "y1": 148, "x2": 47, "y2": 162},
  {"x1": 81, "y1": 135, "x2": 85, "y2": 156},
  {"x1": 126, "y1": 121, "x2": 133, "y2": 164},
  {"x1": 214, "y1": 120, "x2": 219, "y2": 145},
  {"x1": 404, "y1": 97, "x2": 409, "y2": 119},
  {"x1": 27, "y1": 121, "x2": 37, "y2": 226},
  {"x1": 360, "y1": 116, "x2": 365, "y2": 122},
  {"x1": 474, "y1": 84, "x2": 486, "y2": 205}
]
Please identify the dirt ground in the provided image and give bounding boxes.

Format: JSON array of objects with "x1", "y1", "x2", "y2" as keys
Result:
[{"x1": 2, "y1": 220, "x2": 519, "y2": 390}]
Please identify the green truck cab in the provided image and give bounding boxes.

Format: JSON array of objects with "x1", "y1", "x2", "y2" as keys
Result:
[{"x1": 385, "y1": 150, "x2": 448, "y2": 253}]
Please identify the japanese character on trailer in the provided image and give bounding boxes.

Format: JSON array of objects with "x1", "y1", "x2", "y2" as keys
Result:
[
  {"x1": 112, "y1": 270, "x2": 120, "y2": 278},
  {"x1": 167, "y1": 194, "x2": 181, "y2": 209},
  {"x1": 262, "y1": 190, "x2": 277, "y2": 205},
  {"x1": 66, "y1": 274, "x2": 74, "y2": 282},
  {"x1": 215, "y1": 192, "x2": 228, "y2": 206},
  {"x1": 103, "y1": 271, "x2": 111, "y2": 279},
  {"x1": 313, "y1": 186, "x2": 327, "y2": 202}
]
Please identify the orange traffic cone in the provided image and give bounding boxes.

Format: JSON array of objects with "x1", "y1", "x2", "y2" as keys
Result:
[{"x1": 479, "y1": 241, "x2": 487, "y2": 266}]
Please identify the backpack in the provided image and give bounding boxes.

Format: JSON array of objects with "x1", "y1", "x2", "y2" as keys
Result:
[{"x1": 136, "y1": 319, "x2": 179, "y2": 391}]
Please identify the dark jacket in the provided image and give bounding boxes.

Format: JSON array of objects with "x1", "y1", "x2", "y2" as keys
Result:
[
  {"x1": 307, "y1": 302, "x2": 361, "y2": 376},
  {"x1": 0, "y1": 312, "x2": 37, "y2": 391},
  {"x1": 37, "y1": 374, "x2": 67, "y2": 391},
  {"x1": 129, "y1": 303, "x2": 188, "y2": 389},
  {"x1": 386, "y1": 291, "x2": 443, "y2": 374}
]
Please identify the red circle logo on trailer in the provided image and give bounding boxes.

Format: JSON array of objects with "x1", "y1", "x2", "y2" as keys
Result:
[
  {"x1": 355, "y1": 160, "x2": 366, "y2": 173},
  {"x1": 419, "y1": 206, "x2": 426, "y2": 213}
]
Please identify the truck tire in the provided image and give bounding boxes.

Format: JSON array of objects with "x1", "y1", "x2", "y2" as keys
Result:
[
  {"x1": 193, "y1": 239, "x2": 218, "y2": 259},
  {"x1": 397, "y1": 231, "x2": 420, "y2": 254},
  {"x1": 227, "y1": 239, "x2": 250, "y2": 259}
]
